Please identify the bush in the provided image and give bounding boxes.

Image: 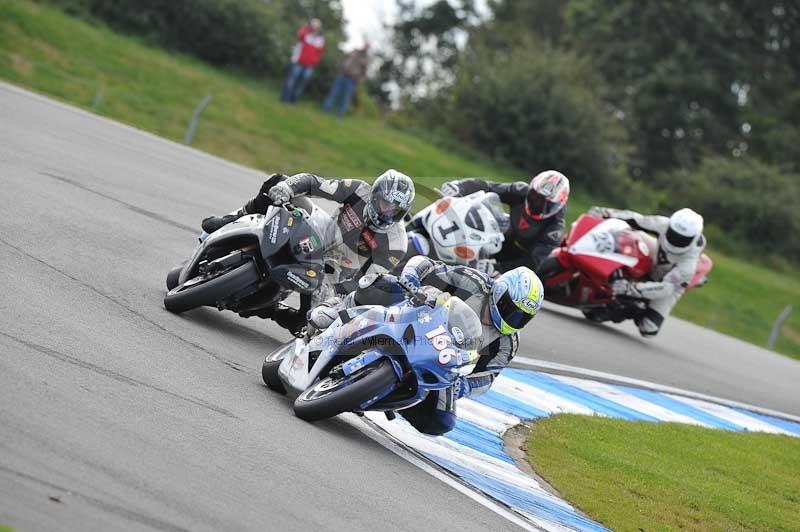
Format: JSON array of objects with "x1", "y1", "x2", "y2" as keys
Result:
[
  {"x1": 433, "y1": 38, "x2": 629, "y2": 194},
  {"x1": 652, "y1": 156, "x2": 800, "y2": 262}
]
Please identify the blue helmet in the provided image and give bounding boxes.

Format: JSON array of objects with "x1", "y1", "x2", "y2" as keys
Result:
[{"x1": 489, "y1": 267, "x2": 543, "y2": 334}]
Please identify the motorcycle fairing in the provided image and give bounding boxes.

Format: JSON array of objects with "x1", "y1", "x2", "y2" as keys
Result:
[
  {"x1": 278, "y1": 295, "x2": 479, "y2": 411},
  {"x1": 178, "y1": 211, "x2": 275, "y2": 285},
  {"x1": 413, "y1": 191, "x2": 506, "y2": 264},
  {"x1": 546, "y1": 213, "x2": 713, "y2": 309}
]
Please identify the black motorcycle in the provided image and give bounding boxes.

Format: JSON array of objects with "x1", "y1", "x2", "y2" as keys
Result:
[{"x1": 163, "y1": 200, "x2": 333, "y2": 318}]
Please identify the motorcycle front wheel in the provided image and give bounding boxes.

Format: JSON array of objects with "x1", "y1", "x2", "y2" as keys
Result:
[
  {"x1": 293, "y1": 358, "x2": 398, "y2": 422},
  {"x1": 163, "y1": 260, "x2": 258, "y2": 313},
  {"x1": 262, "y1": 342, "x2": 294, "y2": 394}
]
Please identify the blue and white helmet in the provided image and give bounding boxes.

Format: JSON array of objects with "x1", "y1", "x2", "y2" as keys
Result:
[
  {"x1": 365, "y1": 169, "x2": 415, "y2": 230},
  {"x1": 489, "y1": 267, "x2": 544, "y2": 334}
]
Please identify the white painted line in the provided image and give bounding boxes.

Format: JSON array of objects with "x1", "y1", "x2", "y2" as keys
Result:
[
  {"x1": 550, "y1": 375, "x2": 709, "y2": 427},
  {"x1": 521, "y1": 512, "x2": 577, "y2": 532},
  {"x1": 458, "y1": 397, "x2": 521, "y2": 433},
  {"x1": 492, "y1": 375, "x2": 597, "y2": 416},
  {"x1": 665, "y1": 395, "x2": 796, "y2": 436},
  {"x1": 512, "y1": 357, "x2": 800, "y2": 423},
  {"x1": 363, "y1": 413, "x2": 570, "y2": 505},
  {"x1": 341, "y1": 413, "x2": 544, "y2": 532},
  {"x1": 366, "y1": 413, "x2": 521, "y2": 473}
]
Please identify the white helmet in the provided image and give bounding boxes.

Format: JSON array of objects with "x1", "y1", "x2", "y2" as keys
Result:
[{"x1": 661, "y1": 208, "x2": 704, "y2": 255}]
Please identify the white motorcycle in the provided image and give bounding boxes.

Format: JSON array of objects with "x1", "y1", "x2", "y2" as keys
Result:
[{"x1": 402, "y1": 190, "x2": 509, "y2": 274}]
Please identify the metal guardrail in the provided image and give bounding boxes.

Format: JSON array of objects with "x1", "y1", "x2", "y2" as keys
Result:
[
  {"x1": 768, "y1": 305, "x2": 793, "y2": 350},
  {"x1": 184, "y1": 94, "x2": 212, "y2": 145},
  {"x1": 1, "y1": 50, "x2": 212, "y2": 145}
]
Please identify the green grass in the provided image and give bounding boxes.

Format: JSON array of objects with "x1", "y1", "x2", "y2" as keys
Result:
[
  {"x1": 527, "y1": 415, "x2": 800, "y2": 531},
  {"x1": 1, "y1": 0, "x2": 798, "y2": 359}
]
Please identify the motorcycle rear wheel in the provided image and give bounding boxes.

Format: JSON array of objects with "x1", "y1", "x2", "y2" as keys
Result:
[
  {"x1": 293, "y1": 358, "x2": 397, "y2": 422},
  {"x1": 163, "y1": 260, "x2": 258, "y2": 313}
]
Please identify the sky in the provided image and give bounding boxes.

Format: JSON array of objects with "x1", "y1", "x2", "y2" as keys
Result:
[
  {"x1": 340, "y1": 0, "x2": 404, "y2": 49},
  {"x1": 340, "y1": 0, "x2": 490, "y2": 50}
]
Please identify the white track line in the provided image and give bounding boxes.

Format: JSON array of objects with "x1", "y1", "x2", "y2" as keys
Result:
[
  {"x1": 550, "y1": 375, "x2": 709, "y2": 427},
  {"x1": 492, "y1": 375, "x2": 596, "y2": 416},
  {"x1": 341, "y1": 413, "x2": 543, "y2": 532},
  {"x1": 512, "y1": 357, "x2": 800, "y2": 423}
]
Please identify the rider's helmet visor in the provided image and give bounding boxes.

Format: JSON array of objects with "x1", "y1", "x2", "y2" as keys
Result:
[
  {"x1": 369, "y1": 198, "x2": 407, "y2": 228},
  {"x1": 496, "y1": 290, "x2": 534, "y2": 330},
  {"x1": 666, "y1": 227, "x2": 694, "y2": 249}
]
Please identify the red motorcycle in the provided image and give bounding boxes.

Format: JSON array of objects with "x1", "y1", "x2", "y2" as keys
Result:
[{"x1": 538, "y1": 214, "x2": 712, "y2": 323}]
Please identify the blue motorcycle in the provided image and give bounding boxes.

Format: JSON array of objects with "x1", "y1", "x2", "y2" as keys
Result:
[{"x1": 261, "y1": 279, "x2": 482, "y2": 422}]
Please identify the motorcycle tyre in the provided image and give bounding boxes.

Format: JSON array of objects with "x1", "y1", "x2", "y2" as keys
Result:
[
  {"x1": 165, "y1": 261, "x2": 187, "y2": 291},
  {"x1": 164, "y1": 261, "x2": 258, "y2": 313},
  {"x1": 262, "y1": 343, "x2": 292, "y2": 394},
  {"x1": 293, "y1": 358, "x2": 397, "y2": 422},
  {"x1": 582, "y1": 308, "x2": 609, "y2": 323}
]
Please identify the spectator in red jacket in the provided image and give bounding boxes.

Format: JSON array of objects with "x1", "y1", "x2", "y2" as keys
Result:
[{"x1": 281, "y1": 19, "x2": 326, "y2": 103}]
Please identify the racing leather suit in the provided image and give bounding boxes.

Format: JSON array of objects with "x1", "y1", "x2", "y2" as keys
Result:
[
  {"x1": 446, "y1": 179, "x2": 566, "y2": 273},
  {"x1": 239, "y1": 173, "x2": 408, "y2": 331},
  {"x1": 246, "y1": 173, "x2": 408, "y2": 287},
  {"x1": 596, "y1": 208, "x2": 706, "y2": 336},
  {"x1": 309, "y1": 255, "x2": 518, "y2": 435}
]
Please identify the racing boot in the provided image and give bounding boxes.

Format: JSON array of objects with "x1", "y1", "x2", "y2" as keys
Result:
[
  {"x1": 201, "y1": 208, "x2": 245, "y2": 234},
  {"x1": 272, "y1": 305, "x2": 308, "y2": 338}
]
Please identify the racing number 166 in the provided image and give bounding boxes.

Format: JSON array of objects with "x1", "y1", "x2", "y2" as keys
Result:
[{"x1": 426, "y1": 325, "x2": 455, "y2": 365}]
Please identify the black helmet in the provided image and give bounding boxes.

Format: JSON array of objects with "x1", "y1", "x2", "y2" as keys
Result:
[{"x1": 365, "y1": 169, "x2": 415, "y2": 230}]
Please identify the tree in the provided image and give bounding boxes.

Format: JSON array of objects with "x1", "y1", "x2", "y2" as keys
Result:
[
  {"x1": 562, "y1": 0, "x2": 800, "y2": 177},
  {"x1": 435, "y1": 35, "x2": 629, "y2": 194},
  {"x1": 371, "y1": 0, "x2": 480, "y2": 105}
]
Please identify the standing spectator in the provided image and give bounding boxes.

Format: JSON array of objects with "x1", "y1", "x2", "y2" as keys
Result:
[
  {"x1": 280, "y1": 18, "x2": 325, "y2": 103},
  {"x1": 323, "y1": 42, "x2": 370, "y2": 116}
]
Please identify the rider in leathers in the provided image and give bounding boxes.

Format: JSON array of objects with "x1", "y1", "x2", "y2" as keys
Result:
[
  {"x1": 308, "y1": 255, "x2": 543, "y2": 435},
  {"x1": 201, "y1": 170, "x2": 414, "y2": 333},
  {"x1": 439, "y1": 170, "x2": 571, "y2": 274},
  {"x1": 589, "y1": 206, "x2": 706, "y2": 337}
]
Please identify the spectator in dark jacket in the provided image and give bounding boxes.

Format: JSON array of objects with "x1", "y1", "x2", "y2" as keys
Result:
[
  {"x1": 281, "y1": 19, "x2": 325, "y2": 103},
  {"x1": 322, "y1": 42, "x2": 370, "y2": 116}
]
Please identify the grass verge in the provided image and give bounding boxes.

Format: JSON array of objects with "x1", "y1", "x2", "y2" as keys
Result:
[
  {"x1": 1, "y1": 0, "x2": 798, "y2": 359},
  {"x1": 526, "y1": 415, "x2": 800, "y2": 531}
]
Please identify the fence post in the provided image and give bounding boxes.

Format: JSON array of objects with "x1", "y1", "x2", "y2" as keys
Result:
[
  {"x1": 767, "y1": 305, "x2": 792, "y2": 350},
  {"x1": 184, "y1": 94, "x2": 213, "y2": 145},
  {"x1": 91, "y1": 85, "x2": 105, "y2": 109}
]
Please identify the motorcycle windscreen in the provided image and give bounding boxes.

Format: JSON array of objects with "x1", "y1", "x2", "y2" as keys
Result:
[
  {"x1": 289, "y1": 216, "x2": 327, "y2": 263},
  {"x1": 446, "y1": 297, "x2": 483, "y2": 352}
]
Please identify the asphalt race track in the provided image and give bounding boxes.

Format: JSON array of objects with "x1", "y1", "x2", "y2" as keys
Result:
[{"x1": 2, "y1": 82, "x2": 799, "y2": 531}]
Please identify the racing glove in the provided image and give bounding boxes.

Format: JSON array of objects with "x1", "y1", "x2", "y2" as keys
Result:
[
  {"x1": 439, "y1": 181, "x2": 460, "y2": 197},
  {"x1": 612, "y1": 279, "x2": 641, "y2": 298},
  {"x1": 268, "y1": 181, "x2": 294, "y2": 205},
  {"x1": 398, "y1": 269, "x2": 421, "y2": 292},
  {"x1": 588, "y1": 206, "x2": 612, "y2": 218},
  {"x1": 474, "y1": 258, "x2": 496, "y2": 276}
]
